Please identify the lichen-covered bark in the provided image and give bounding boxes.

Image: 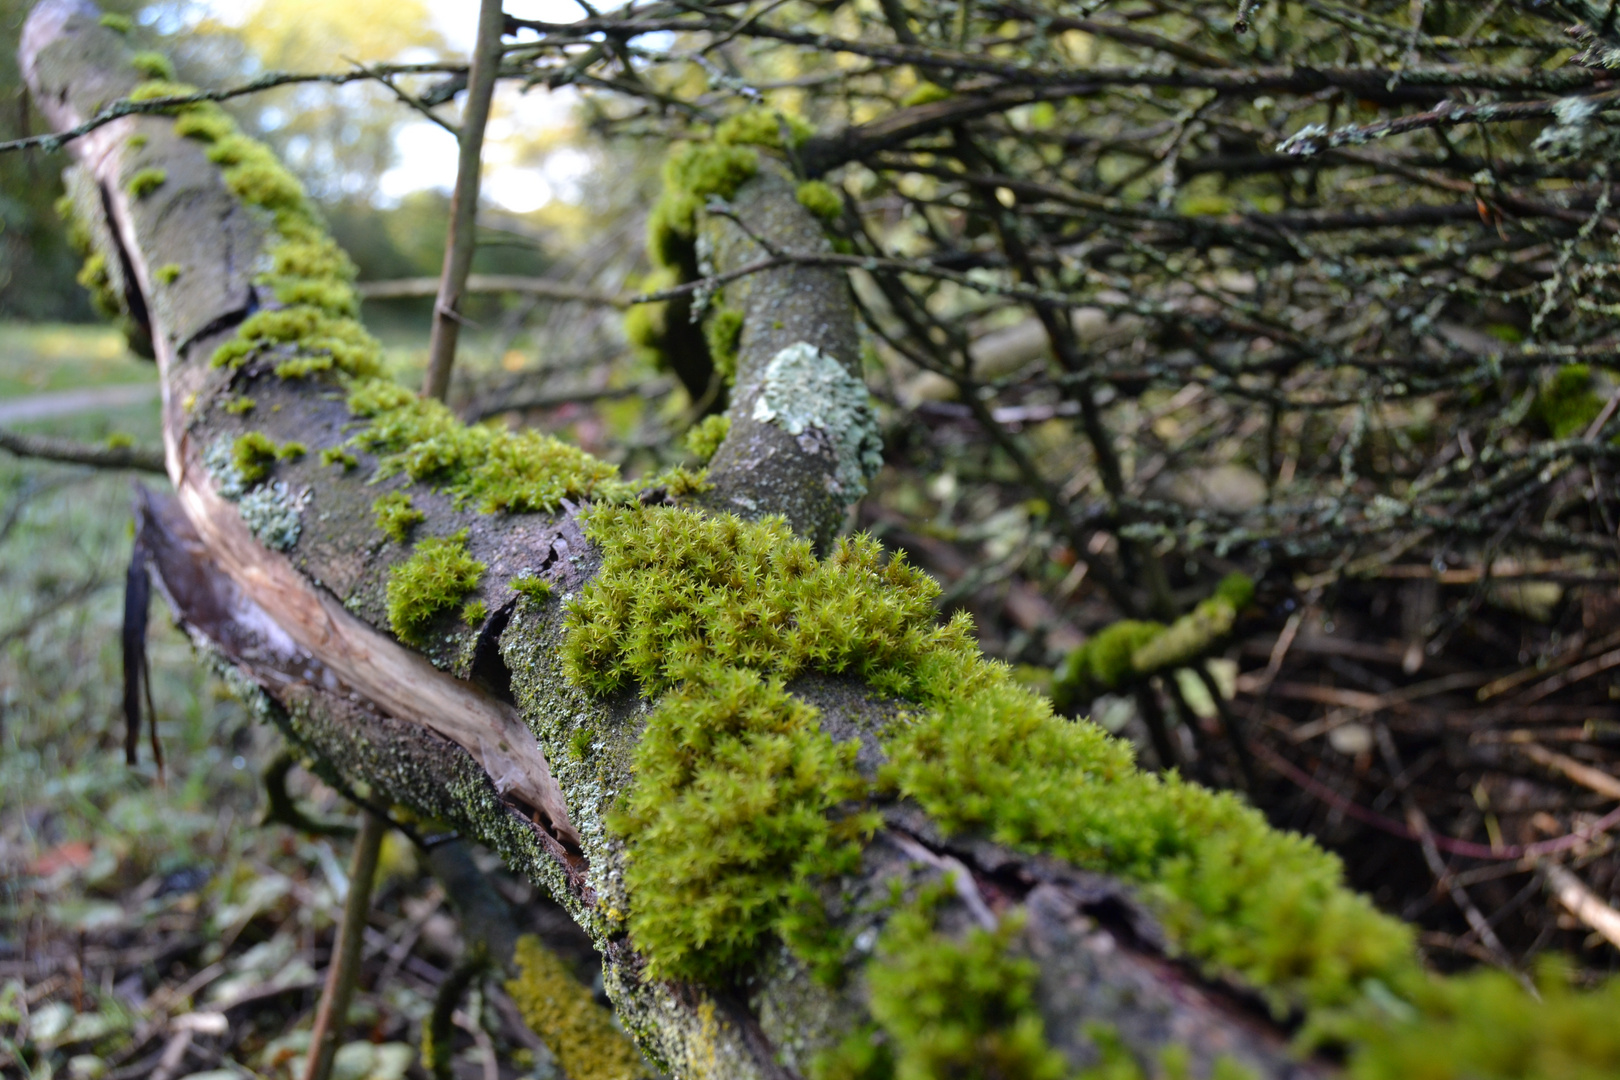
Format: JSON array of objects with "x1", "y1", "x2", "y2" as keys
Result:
[{"x1": 26, "y1": 5, "x2": 1332, "y2": 1077}]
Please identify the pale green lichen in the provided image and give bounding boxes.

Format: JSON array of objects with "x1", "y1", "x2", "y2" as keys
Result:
[
  {"x1": 385, "y1": 529, "x2": 485, "y2": 644},
  {"x1": 751, "y1": 342, "x2": 885, "y2": 504},
  {"x1": 684, "y1": 414, "x2": 731, "y2": 463},
  {"x1": 372, "y1": 491, "x2": 425, "y2": 543},
  {"x1": 126, "y1": 167, "x2": 167, "y2": 198},
  {"x1": 506, "y1": 935, "x2": 650, "y2": 1080},
  {"x1": 237, "y1": 480, "x2": 305, "y2": 551}
]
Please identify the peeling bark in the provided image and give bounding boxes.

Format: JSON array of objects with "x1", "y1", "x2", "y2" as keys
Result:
[{"x1": 25, "y1": 3, "x2": 1331, "y2": 1076}]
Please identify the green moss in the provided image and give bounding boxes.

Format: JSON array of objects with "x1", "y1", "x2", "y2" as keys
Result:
[
  {"x1": 713, "y1": 106, "x2": 813, "y2": 149},
  {"x1": 1052, "y1": 573, "x2": 1254, "y2": 708},
  {"x1": 796, "y1": 180, "x2": 844, "y2": 223},
  {"x1": 606, "y1": 665, "x2": 875, "y2": 983},
  {"x1": 462, "y1": 599, "x2": 488, "y2": 626},
  {"x1": 506, "y1": 935, "x2": 649, "y2": 1080},
  {"x1": 646, "y1": 141, "x2": 760, "y2": 266},
  {"x1": 902, "y1": 82, "x2": 952, "y2": 107},
  {"x1": 345, "y1": 381, "x2": 624, "y2": 513},
  {"x1": 684, "y1": 414, "x2": 731, "y2": 463},
  {"x1": 211, "y1": 305, "x2": 381, "y2": 379},
  {"x1": 864, "y1": 904, "x2": 1065, "y2": 1080},
  {"x1": 173, "y1": 109, "x2": 237, "y2": 143},
  {"x1": 231, "y1": 431, "x2": 279, "y2": 485},
  {"x1": 511, "y1": 574, "x2": 552, "y2": 603},
  {"x1": 127, "y1": 79, "x2": 200, "y2": 106},
  {"x1": 384, "y1": 529, "x2": 485, "y2": 644},
  {"x1": 105, "y1": 432, "x2": 134, "y2": 449},
  {"x1": 130, "y1": 52, "x2": 175, "y2": 80},
  {"x1": 564, "y1": 507, "x2": 1417, "y2": 1015},
  {"x1": 154, "y1": 262, "x2": 181, "y2": 285},
  {"x1": 1536, "y1": 364, "x2": 1606, "y2": 439},
  {"x1": 76, "y1": 252, "x2": 123, "y2": 319},
  {"x1": 223, "y1": 395, "x2": 255, "y2": 415},
  {"x1": 98, "y1": 12, "x2": 133, "y2": 32},
  {"x1": 126, "y1": 167, "x2": 166, "y2": 199},
  {"x1": 372, "y1": 491, "x2": 425, "y2": 544},
  {"x1": 1341, "y1": 963, "x2": 1620, "y2": 1079},
  {"x1": 703, "y1": 308, "x2": 744, "y2": 384},
  {"x1": 658, "y1": 465, "x2": 713, "y2": 497},
  {"x1": 320, "y1": 446, "x2": 357, "y2": 469},
  {"x1": 127, "y1": 134, "x2": 148, "y2": 149}
]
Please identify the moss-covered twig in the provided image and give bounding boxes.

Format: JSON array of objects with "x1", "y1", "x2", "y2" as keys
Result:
[{"x1": 0, "y1": 426, "x2": 166, "y2": 474}]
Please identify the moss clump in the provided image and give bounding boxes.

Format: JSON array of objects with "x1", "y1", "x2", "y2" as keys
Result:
[
  {"x1": 1052, "y1": 573, "x2": 1253, "y2": 708},
  {"x1": 902, "y1": 82, "x2": 952, "y2": 107},
  {"x1": 211, "y1": 305, "x2": 381, "y2": 379},
  {"x1": 127, "y1": 134, "x2": 148, "y2": 149},
  {"x1": 126, "y1": 167, "x2": 166, "y2": 199},
  {"x1": 384, "y1": 529, "x2": 485, "y2": 644},
  {"x1": 99, "y1": 12, "x2": 133, "y2": 32},
  {"x1": 565, "y1": 507, "x2": 1416, "y2": 1015},
  {"x1": 506, "y1": 936, "x2": 649, "y2": 1080},
  {"x1": 646, "y1": 141, "x2": 760, "y2": 268},
  {"x1": 1341, "y1": 963, "x2": 1620, "y2": 1079},
  {"x1": 461, "y1": 599, "x2": 488, "y2": 626},
  {"x1": 173, "y1": 109, "x2": 237, "y2": 143},
  {"x1": 511, "y1": 574, "x2": 552, "y2": 603},
  {"x1": 276, "y1": 441, "x2": 306, "y2": 460},
  {"x1": 1536, "y1": 364, "x2": 1606, "y2": 439},
  {"x1": 863, "y1": 904, "x2": 1065, "y2": 1080},
  {"x1": 130, "y1": 52, "x2": 175, "y2": 80},
  {"x1": 346, "y1": 381, "x2": 624, "y2": 513},
  {"x1": 372, "y1": 491, "x2": 425, "y2": 543},
  {"x1": 223, "y1": 395, "x2": 255, "y2": 415},
  {"x1": 75, "y1": 252, "x2": 123, "y2": 320},
  {"x1": 606, "y1": 666, "x2": 875, "y2": 982},
  {"x1": 703, "y1": 308, "x2": 745, "y2": 384},
  {"x1": 127, "y1": 79, "x2": 199, "y2": 107},
  {"x1": 714, "y1": 106, "x2": 814, "y2": 150},
  {"x1": 796, "y1": 180, "x2": 844, "y2": 223},
  {"x1": 320, "y1": 446, "x2": 357, "y2": 469},
  {"x1": 684, "y1": 414, "x2": 731, "y2": 463},
  {"x1": 231, "y1": 431, "x2": 279, "y2": 485},
  {"x1": 154, "y1": 263, "x2": 181, "y2": 285}
]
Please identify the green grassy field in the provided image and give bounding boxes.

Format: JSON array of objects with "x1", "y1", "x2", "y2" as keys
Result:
[{"x1": 0, "y1": 324, "x2": 157, "y2": 398}]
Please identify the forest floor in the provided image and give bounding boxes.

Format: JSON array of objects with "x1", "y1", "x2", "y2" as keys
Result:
[{"x1": 0, "y1": 323, "x2": 576, "y2": 1080}]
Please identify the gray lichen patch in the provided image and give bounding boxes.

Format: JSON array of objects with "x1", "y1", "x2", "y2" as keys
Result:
[
  {"x1": 202, "y1": 434, "x2": 250, "y2": 499},
  {"x1": 750, "y1": 342, "x2": 883, "y2": 503},
  {"x1": 238, "y1": 480, "x2": 307, "y2": 551}
]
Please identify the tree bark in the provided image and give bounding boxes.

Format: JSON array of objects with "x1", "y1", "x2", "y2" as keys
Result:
[{"x1": 23, "y1": 4, "x2": 1327, "y2": 1076}]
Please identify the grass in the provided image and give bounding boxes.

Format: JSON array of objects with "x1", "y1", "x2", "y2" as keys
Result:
[{"x1": 0, "y1": 324, "x2": 156, "y2": 398}]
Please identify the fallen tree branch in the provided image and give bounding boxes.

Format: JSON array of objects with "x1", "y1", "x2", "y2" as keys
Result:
[
  {"x1": 0, "y1": 426, "x2": 166, "y2": 473},
  {"x1": 358, "y1": 274, "x2": 629, "y2": 307}
]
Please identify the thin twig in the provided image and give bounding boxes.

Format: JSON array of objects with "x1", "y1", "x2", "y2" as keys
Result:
[{"x1": 303, "y1": 809, "x2": 388, "y2": 1080}]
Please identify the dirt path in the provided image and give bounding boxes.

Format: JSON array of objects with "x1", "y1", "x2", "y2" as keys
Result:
[{"x1": 0, "y1": 383, "x2": 159, "y2": 425}]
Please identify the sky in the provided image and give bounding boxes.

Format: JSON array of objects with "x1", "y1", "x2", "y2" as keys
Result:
[{"x1": 202, "y1": 0, "x2": 595, "y2": 212}]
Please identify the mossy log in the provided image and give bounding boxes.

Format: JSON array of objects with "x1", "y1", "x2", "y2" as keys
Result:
[{"x1": 22, "y1": 3, "x2": 1449, "y2": 1077}]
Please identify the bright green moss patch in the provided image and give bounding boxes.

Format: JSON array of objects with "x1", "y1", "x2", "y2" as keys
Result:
[
  {"x1": 223, "y1": 396, "x2": 255, "y2": 415},
  {"x1": 99, "y1": 12, "x2": 133, "y2": 32},
  {"x1": 231, "y1": 432, "x2": 278, "y2": 485},
  {"x1": 127, "y1": 134, "x2": 148, "y2": 149},
  {"x1": 462, "y1": 599, "x2": 488, "y2": 626},
  {"x1": 713, "y1": 106, "x2": 813, "y2": 150},
  {"x1": 126, "y1": 167, "x2": 167, "y2": 198},
  {"x1": 646, "y1": 141, "x2": 760, "y2": 268},
  {"x1": 605, "y1": 666, "x2": 875, "y2": 982},
  {"x1": 565, "y1": 507, "x2": 1415, "y2": 1014},
  {"x1": 796, "y1": 180, "x2": 844, "y2": 223},
  {"x1": 863, "y1": 905, "x2": 1064, "y2": 1080},
  {"x1": 1536, "y1": 364, "x2": 1606, "y2": 439},
  {"x1": 684, "y1": 414, "x2": 731, "y2": 463},
  {"x1": 511, "y1": 574, "x2": 552, "y2": 603},
  {"x1": 320, "y1": 446, "x2": 357, "y2": 469},
  {"x1": 173, "y1": 109, "x2": 237, "y2": 143},
  {"x1": 76, "y1": 252, "x2": 123, "y2": 320},
  {"x1": 127, "y1": 79, "x2": 199, "y2": 106},
  {"x1": 506, "y1": 936, "x2": 649, "y2": 1080},
  {"x1": 1342, "y1": 963, "x2": 1620, "y2": 1079},
  {"x1": 372, "y1": 491, "x2": 425, "y2": 543},
  {"x1": 346, "y1": 380, "x2": 624, "y2": 513},
  {"x1": 210, "y1": 305, "x2": 381, "y2": 378},
  {"x1": 276, "y1": 441, "x2": 306, "y2": 460},
  {"x1": 902, "y1": 82, "x2": 952, "y2": 107},
  {"x1": 384, "y1": 529, "x2": 485, "y2": 644},
  {"x1": 704, "y1": 308, "x2": 744, "y2": 384},
  {"x1": 154, "y1": 263, "x2": 181, "y2": 285},
  {"x1": 130, "y1": 52, "x2": 175, "y2": 80}
]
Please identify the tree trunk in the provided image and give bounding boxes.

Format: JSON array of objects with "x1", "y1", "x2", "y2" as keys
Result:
[{"x1": 22, "y1": 3, "x2": 1339, "y2": 1076}]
